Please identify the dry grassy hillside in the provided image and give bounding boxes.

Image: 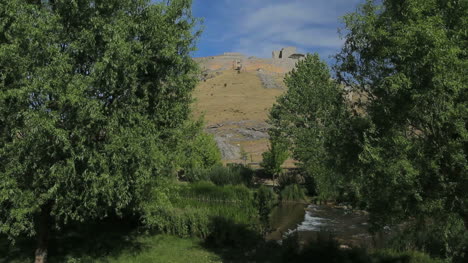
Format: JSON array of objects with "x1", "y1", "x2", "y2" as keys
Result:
[
  {"x1": 192, "y1": 69, "x2": 285, "y2": 164},
  {"x1": 192, "y1": 48, "x2": 305, "y2": 166},
  {"x1": 193, "y1": 70, "x2": 283, "y2": 125}
]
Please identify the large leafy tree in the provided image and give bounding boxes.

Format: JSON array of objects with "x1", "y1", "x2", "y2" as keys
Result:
[
  {"x1": 0, "y1": 0, "x2": 200, "y2": 262},
  {"x1": 267, "y1": 54, "x2": 355, "y2": 200},
  {"x1": 335, "y1": 0, "x2": 467, "y2": 247}
]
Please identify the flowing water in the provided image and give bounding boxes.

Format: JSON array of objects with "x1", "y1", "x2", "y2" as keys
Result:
[{"x1": 268, "y1": 203, "x2": 377, "y2": 247}]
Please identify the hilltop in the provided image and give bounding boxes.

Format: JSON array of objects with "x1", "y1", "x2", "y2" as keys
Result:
[{"x1": 192, "y1": 47, "x2": 304, "y2": 164}]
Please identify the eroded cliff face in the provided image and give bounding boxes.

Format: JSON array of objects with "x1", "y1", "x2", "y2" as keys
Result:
[{"x1": 192, "y1": 48, "x2": 302, "y2": 165}]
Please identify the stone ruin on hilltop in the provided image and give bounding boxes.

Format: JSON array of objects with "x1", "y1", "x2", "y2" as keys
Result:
[{"x1": 195, "y1": 47, "x2": 305, "y2": 74}]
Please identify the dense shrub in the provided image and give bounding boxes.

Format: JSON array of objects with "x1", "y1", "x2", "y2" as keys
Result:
[
  {"x1": 280, "y1": 234, "x2": 444, "y2": 263},
  {"x1": 260, "y1": 140, "x2": 289, "y2": 178},
  {"x1": 183, "y1": 167, "x2": 212, "y2": 182},
  {"x1": 371, "y1": 249, "x2": 445, "y2": 263},
  {"x1": 211, "y1": 164, "x2": 254, "y2": 186},
  {"x1": 184, "y1": 164, "x2": 254, "y2": 186},
  {"x1": 176, "y1": 181, "x2": 254, "y2": 204},
  {"x1": 142, "y1": 207, "x2": 211, "y2": 238},
  {"x1": 255, "y1": 186, "x2": 278, "y2": 235},
  {"x1": 146, "y1": 182, "x2": 259, "y2": 239},
  {"x1": 389, "y1": 216, "x2": 468, "y2": 263},
  {"x1": 170, "y1": 121, "x2": 222, "y2": 171},
  {"x1": 206, "y1": 217, "x2": 262, "y2": 249},
  {"x1": 280, "y1": 184, "x2": 307, "y2": 202},
  {"x1": 277, "y1": 172, "x2": 305, "y2": 190}
]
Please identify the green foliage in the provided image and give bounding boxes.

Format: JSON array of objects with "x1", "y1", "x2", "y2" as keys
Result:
[
  {"x1": 205, "y1": 217, "x2": 262, "y2": 250},
  {"x1": 280, "y1": 184, "x2": 307, "y2": 202},
  {"x1": 94, "y1": 234, "x2": 222, "y2": 263},
  {"x1": 209, "y1": 164, "x2": 254, "y2": 186},
  {"x1": 0, "y1": 0, "x2": 201, "y2": 258},
  {"x1": 255, "y1": 186, "x2": 277, "y2": 235},
  {"x1": 1, "y1": 232, "x2": 223, "y2": 263},
  {"x1": 176, "y1": 181, "x2": 255, "y2": 206},
  {"x1": 268, "y1": 0, "x2": 467, "y2": 259},
  {"x1": 183, "y1": 167, "x2": 212, "y2": 182},
  {"x1": 277, "y1": 171, "x2": 305, "y2": 190},
  {"x1": 144, "y1": 181, "x2": 259, "y2": 239},
  {"x1": 184, "y1": 164, "x2": 254, "y2": 186},
  {"x1": 389, "y1": 215, "x2": 468, "y2": 262},
  {"x1": 208, "y1": 165, "x2": 246, "y2": 186},
  {"x1": 267, "y1": 54, "x2": 352, "y2": 200},
  {"x1": 143, "y1": 207, "x2": 211, "y2": 238},
  {"x1": 168, "y1": 120, "x2": 221, "y2": 171},
  {"x1": 260, "y1": 140, "x2": 289, "y2": 177},
  {"x1": 333, "y1": 0, "x2": 468, "y2": 255},
  {"x1": 279, "y1": 234, "x2": 444, "y2": 263},
  {"x1": 2, "y1": 229, "x2": 446, "y2": 263},
  {"x1": 370, "y1": 249, "x2": 445, "y2": 263}
]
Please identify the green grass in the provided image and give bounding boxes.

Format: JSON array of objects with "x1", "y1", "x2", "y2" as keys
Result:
[
  {"x1": 0, "y1": 234, "x2": 221, "y2": 263},
  {"x1": 93, "y1": 234, "x2": 221, "y2": 263}
]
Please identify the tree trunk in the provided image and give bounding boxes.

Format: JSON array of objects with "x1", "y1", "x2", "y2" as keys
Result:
[{"x1": 35, "y1": 205, "x2": 51, "y2": 263}]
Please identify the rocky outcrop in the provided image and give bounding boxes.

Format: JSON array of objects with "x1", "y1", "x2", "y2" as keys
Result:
[{"x1": 214, "y1": 136, "x2": 240, "y2": 160}]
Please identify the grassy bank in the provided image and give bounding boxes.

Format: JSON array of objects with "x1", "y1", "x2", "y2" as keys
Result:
[
  {"x1": 1, "y1": 234, "x2": 221, "y2": 263},
  {"x1": 93, "y1": 235, "x2": 221, "y2": 263}
]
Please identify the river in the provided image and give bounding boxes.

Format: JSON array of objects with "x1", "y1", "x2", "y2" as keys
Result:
[{"x1": 267, "y1": 203, "x2": 380, "y2": 247}]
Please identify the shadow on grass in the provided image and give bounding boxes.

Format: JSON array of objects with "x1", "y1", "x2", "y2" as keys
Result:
[
  {"x1": 202, "y1": 216, "x2": 269, "y2": 262},
  {"x1": 1, "y1": 215, "x2": 444, "y2": 263},
  {"x1": 201, "y1": 218, "x2": 443, "y2": 263},
  {"x1": 201, "y1": 221, "x2": 369, "y2": 263},
  {"x1": 0, "y1": 216, "x2": 144, "y2": 263}
]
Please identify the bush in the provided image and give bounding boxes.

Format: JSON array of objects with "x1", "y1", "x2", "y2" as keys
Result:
[
  {"x1": 176, "y1": 181, "x2": 254, "y2": 205},
  {"x1": 371, "y1": 249, "x2": 445, "y2": 263},
  {"x1": 184, "y1": 164, "x2": 254, "y2": 186},
  {"x1": 280, "y1": 184, "x2": 307, "y2": 202},
  {"x1": 210, "y1": 164, "x2": 254, "y2": 186},
  {"x1": 389, "y1": 216, "x2": 468, "y2": 262},
  {"x1": 144, "y1": 207, "x2": 211, "y2": 238},
  {"x1": 183, "y1": 167, "x2": 211, "y2": 182},
  {"x1": 255, "y1": 186, "x2": 278, "y2": 235},
  {"x1": 260, "y1": 141, "x2": 289, "y2": 178},
  {"x1": 173, "y1": 122, "x2": 222, "y2": 171},
  {"x1": 206, "y1": 217, "x2": 262, "y2": 249},
  {"x1": 280, "y1": 234, "x2": 444, "y2": 263},
  {"x1": 277, "y1": 171, "x2": 305, "y2": 190},
  {"x1": 144, "y1": 181, "x2": 259, "y2": 240}
]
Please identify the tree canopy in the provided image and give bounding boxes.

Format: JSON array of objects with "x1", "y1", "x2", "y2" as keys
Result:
[
  {"x1": 267, "y1": 54, "x2": 354, "y2": 200},
  {"x1": 0, "y1": 0, "x2": 204, "y2": 262},
  {"x1": 267, "y1": 0, "x2": 467, "y2": 258},
  {"x1": 335, "y1": 0, "x2": 467, "y2": 231}
]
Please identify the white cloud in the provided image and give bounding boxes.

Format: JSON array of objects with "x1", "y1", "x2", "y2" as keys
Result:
[{"x1": 218, "y1": 0, "x2": 362, "y2": 57}]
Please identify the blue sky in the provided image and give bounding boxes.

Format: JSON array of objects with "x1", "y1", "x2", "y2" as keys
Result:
[{"x1": 191, "y1": 0, "x2": 364, "y2": 63}]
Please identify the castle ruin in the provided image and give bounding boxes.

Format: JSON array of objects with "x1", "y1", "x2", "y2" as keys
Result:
[{"x1": 194, "y1": 47, "x2": 305, "y2": 74}]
